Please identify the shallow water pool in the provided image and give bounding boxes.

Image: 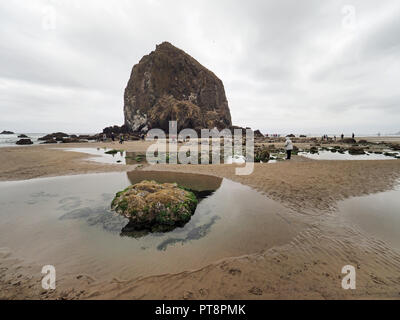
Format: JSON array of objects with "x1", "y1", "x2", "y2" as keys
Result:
[
  {"x1": 338, "y1": 186, "x2": 400, "y2": 250},
  {"x1": 299, "y1": 150, "x2": 399, "y2": 160},
  {"x1": 0, "y1": 171, "x2": 302, "y2": 281}
]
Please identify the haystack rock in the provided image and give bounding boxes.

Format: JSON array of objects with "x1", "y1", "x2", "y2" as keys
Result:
[{"x1": 124, "y1": 42, "x2": 232, "y2": 133}]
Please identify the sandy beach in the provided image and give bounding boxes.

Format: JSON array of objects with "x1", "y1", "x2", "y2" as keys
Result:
[{"x1": 1, "y1": 139, "x2": 400, "y2": 300}]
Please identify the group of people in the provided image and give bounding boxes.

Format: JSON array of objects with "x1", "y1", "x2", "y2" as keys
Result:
[
  {"x1": 103, "y1": 133, "x2": 124, "y2": 144},
  {"x1": 265, "y1": 133, "x2": 281, "y2": 138},
  {"x1": 322, "y1": 133, "x2": 355, "y2": 141}
]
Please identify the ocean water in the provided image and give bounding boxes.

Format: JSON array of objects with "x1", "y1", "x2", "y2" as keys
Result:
[
  {"x1": 0, "y1": 133, "x2": 47, "y2": 147},
  {"x1": 0, "y1": 133, "x2": 96, "y2": 147}
]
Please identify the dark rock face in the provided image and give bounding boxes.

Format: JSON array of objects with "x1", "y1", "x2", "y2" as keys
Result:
[
  {"x1": 16, "y1": 139, "x2": 33, "y2": 145},
  {"x1": 38, "y1": 132, "x2": 97, "y2": 143},
  {"x1": 254, "y1": 130, "x2": 264, "y2": 138},
  {"x1": 124, "y1": 42, "x2": 232, "y2": 132},
  {"x1": 342, "y1": 138, "x2": 356, "y2": 144},
  {"x1": 103, "y1": 125, "x2": 132, "y2": 137},
  {"x1": 38, "y1": 132, "x2": 69, "y2": 141},
  {"x1": 61, "y1": 138, "x2": 82, "y2": 143},
  {"x1": 310, "y1": 146, "x2": 319, "y2": 154},
  {"x1": 348, "y1": 147, "x2": 365, "y2": 155}
]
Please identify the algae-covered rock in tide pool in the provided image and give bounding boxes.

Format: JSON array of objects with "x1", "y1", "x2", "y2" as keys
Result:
[
  {"x1": 310, "y1": 146, "x2": 319, "y2": 154},
  {"x1": 254, "y1": 146, "x2": 270, "y2": 162},
  {"x1": 348, "y1": 147, "x2": 365, "y2": 155},
  {"x1": 111, "y1": 180, "x2": 198, "y2": 232}
]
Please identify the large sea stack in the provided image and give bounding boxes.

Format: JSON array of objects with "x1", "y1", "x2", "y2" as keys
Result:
[{"x1": 124, "y1": 42, "x2": 232, "y2": 133}]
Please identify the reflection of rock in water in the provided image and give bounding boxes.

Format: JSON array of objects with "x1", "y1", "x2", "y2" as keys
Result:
[
  {"x1": 59, "y1": 206, "x2": 129, "y2": 233},
  {"x1": 30, "y1": 191, "x2": 59, "y2": 198},
  {"x1": 157, "y1": 215, "x2": 220, "y2": 251},
  {"x1": 187, "y1": 216, "x2": 220, "y2": 240},
  {"x1": 26, "y1": 191, "x2": 59, "y2": 205},
  {"x1": 120, "y1": 218, "x2": 189, "y2": 238},
  {"x1": 126, "y1": 171, "x2": 222, "y2": 193},
  {"x1": 57, "y1": 196, "x2": 82, "y2": 211}
]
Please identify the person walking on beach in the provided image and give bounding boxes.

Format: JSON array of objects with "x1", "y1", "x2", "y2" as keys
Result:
[
  {"x1": 111, "y1": 132, "x2": 115, "y2": 142},
  {"x1": 102, "y1": 133, "x2": 107, "y2": 142},
  {"x1": 285, "y1": 136, "x2": 293, "y2": 160},
  {"x1": 119, "y1": 134, "x2": 124, "y2": 144}
]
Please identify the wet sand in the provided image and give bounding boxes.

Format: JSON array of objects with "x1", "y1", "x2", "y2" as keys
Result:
[
  {"x1": 0, "y1": 142, "x2": 153, "y2": 181},
  {"x1": 1, "y1": 141, "x2": 400, "y2": 299}
]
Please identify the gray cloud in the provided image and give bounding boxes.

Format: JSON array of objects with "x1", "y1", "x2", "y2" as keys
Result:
[{"x1": 0, "y1": 0, "x2": 399, "y2": 134}]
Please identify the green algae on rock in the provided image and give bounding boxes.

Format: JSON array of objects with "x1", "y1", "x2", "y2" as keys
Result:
[{"x1": 111, "y1": 180, "x2": 198, "y2": 232}]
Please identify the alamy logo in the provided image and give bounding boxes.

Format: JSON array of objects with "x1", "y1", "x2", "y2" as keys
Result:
[
  {"x1": 145, "y1": 121, "x2": 255, "y2": 175},
  {"x1": 41, "y1": 265, "x2": 56, "y2": 290},
  {"x1": 341, "y1": 265, "x2": 356, "y2": 290}
]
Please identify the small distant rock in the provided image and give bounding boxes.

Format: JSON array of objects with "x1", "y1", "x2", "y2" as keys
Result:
[
  {"x1": 254, "y1": 146, "x2": 270, "y2": 162},
  {"x1": 348, "y1": 147, "x2": 365, "y2": 155},
  {"x1": 38, "y1": 132, "x2": 69, "y2": 141},
  {"x1": 1, "y1": 130, "x2": 14, "y2": 135},
  {"x1": 310, "y1": 146, "x2": 319, "y2": 154},
  {"x1": 388, "y1": 143, "x2": 400, "y2": 151},
  {"x1": 16, "y1": 138, "x2": 33, "y2": 145},
  {"x1": 254, "y1": 130, "x2": 264, "y2": 138},
  {"x1": 18, "y1": 134, "x2": 28, "y2": 138},
  {"x1": 61, "y1": 138, "x2": 83, "y2": 143},
  {"x1": 342, "y1": 138, "x2": 356, "y2": 144}
]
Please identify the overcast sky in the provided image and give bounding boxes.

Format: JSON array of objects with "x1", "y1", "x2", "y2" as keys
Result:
[{"x1": 0, "y1": 0, "x2": 399, "y2": 134}]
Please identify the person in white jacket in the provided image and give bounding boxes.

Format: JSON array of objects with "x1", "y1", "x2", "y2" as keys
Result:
[{"x1": 284, "y1": 137, "x2": 293, "y2": 160}]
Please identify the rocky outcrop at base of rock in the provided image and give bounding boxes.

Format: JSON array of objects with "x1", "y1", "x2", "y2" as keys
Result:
[{"x1": 102, "y1": 125, "x2": 133, "y2": 137}]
